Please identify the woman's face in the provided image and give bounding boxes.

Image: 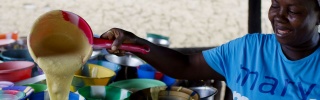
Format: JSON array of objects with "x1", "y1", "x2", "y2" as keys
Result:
[{"x1": 268, "y1": 0, "x2": 320, "y2": 46}]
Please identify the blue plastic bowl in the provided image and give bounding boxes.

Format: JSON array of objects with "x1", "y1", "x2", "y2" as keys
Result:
[
  {"x1": 87, "y1": 60, "x2": 121, "y2": 82},
  {"x1": 29, "y1": 91, "x2": 85, "y2": 100},
  {"x1": 162, "y1": 75, "x2": 176, "y2": 86},
  {"x1": 137, "y1": 64, "x2": 157, "y2": 79},
  {"x1": 0, "y1": 49, "x2": 33, "y2": 61},
  {"x1": 137, "y1": 64, "x2": 176, "y2": 86}
]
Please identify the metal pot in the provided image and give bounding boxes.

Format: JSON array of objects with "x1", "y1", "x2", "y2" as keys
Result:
[
  {"x1": 104, "y1": 54, "x2": 144, "y2": 67},
  {"x1": 104, "y1": 54, "x2": 145, "y2": 81},
  {"x1": 146, "y1": 37, "x2": 170, "y2": 47},
  {"x1": 146, "y1": 33, "x2": 170, "y2": 47},
  {"x1": 189, "y1": 86, "x2": 218, "y2": 100}
]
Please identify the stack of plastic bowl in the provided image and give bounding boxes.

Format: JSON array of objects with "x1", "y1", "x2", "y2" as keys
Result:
[
  {"x1": 0, "y1": 49, "x2": 33, "y2": 61},
  {"x1": 137, "y1": 64, "x2": 176, "y2": 86},
  {"x1": 86, "y1": 60, "x2": 121, "y2": 83},
  {"x1": 0, "y1": 90, "x2": 21, "y2": 100},
  {"x1": 0, "y1": 61, "x2": 35, "y2": 82},
  {"x1": 129, "y1": 86, "x2": 200, "y2": 100},
  {"x1": 24, "y1": 84, "x2": 85, "y2": 100},
  {"x1": 108, "y1": 79, "x2": 166, "y2": 93},
  {"x1": 0, "y1": 39, "x2": 15, "y2": 49},
  {"x1": 78, "y1": 86, "x2": 131, "y2": 100},
  {"x1": 0, "y1": 49, "x2": 42, "y2": 76},
  {"x1": 0, "y1": 86, "x2": 35, "y2": 100},
  {"x1": 0, "y1": 90, "x2": 25, "y2": 99},
  {"x1": 71, "y1": 64, "x2": 115, "y2": 92},
  {"x1": 24, "y1": 84, "x2": 47, "y2": 93},
  {"x1": 0, "y1": 93, "x2": 19, "y2": 100},
  {"x1": 29, "y1": 91, "x2": 85, "y2": 100},
  {"x1": 0, "y1": 81, "x2": 14, "y2": 88}
]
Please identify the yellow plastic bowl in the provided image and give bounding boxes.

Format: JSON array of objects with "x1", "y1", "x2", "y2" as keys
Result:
[{"x1": 71, "y1": 64, "x2": 115, "y2": 92}]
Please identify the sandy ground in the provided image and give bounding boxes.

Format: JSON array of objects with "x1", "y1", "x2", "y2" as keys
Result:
[{"x1": 0, "y1": 0, "x2": 273, "y2": 47}]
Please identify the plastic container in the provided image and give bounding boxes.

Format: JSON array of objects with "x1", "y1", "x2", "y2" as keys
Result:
[
  {"x1": 0, "y1": 94, "x2": 19, "y2": 100},
  {"x1": 0, "y1": 49, "x2": 43, "y2": 76},
  {"x1": 108, "y1": 79, "x2": 166, "y2": 93},
  {"x1": 78, "y1": 86, "x2": 130, "y2": 100},
  {"x1": 137, "y1": 64, "x2": 176, "y2": 86},
  {"x1": 1, "y1": 86, "x2": 34, "y2": 100},
  {"x1": 0, "y1": 49, "x2": 33, "y2": 61},
  {"x1": 0, "y1": 81, "x2": 14, "y2": 88},
  {"x1": 71, "y1": 64, "x2": 115, "y2": 92},
  {"x1": 24, "y1": 84, "x2": 47, "y2": 93},
  {"x1": 0, "y1": 90, "x2": 25, "y2": 100},
  {"x1": 161, "y1": 75, "x2": 176, "y2": 86},
  {"x1": 0, "y1": 61, "x2": 35, "y2": 82},
  {"x1": 29, "y1": 91, "x2": 85, "y2": 100},
  {"x1": 0, "y1": 32, "x2": 18, "y2": 40},
  {"x1": 87, "y1": 60, "x2": 121, "y2": 82},
  {"x1": 137, "y1": 64, "x2": 162, "y2": 79},
  {"x1": 0, "y1": 39, "x2": 15, "y2": 47},
  {"x1": 129, "y1": 86, "x2": 199, "y2": 100}
]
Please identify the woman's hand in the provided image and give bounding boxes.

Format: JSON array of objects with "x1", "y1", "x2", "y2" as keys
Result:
[{"x1": 100, "y1": 28, "x2": 139, "y2": 56}]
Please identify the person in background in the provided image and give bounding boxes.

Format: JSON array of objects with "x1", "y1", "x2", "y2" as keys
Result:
[{"x1": 101, "y1": 0, "x2": 320, "y2": 99}]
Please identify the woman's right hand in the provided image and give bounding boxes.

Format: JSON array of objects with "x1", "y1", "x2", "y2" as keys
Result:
[{"x1": 100, "y1": 28, "x2": 140, "y2": 55}]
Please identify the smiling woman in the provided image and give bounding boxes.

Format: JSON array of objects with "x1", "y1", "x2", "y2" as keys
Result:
[
  {"x1": 268, "y1": 0, "x2": 320, "y2": 60},
  {"x1": 98, "y1": 0, "x2": 320, "y2": 99}
]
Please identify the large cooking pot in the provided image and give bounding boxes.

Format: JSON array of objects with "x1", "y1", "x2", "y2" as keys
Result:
[{"x1": 104, "y1": 54, "x2": 145, "y2": 81}]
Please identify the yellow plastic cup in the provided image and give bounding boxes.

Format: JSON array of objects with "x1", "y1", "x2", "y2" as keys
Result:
[{"x1": 71, "y1": 64, "x2": 115, "y2": 92}]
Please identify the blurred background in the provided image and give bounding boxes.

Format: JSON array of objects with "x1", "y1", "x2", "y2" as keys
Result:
[{"x1": 0, "y1": 0, "x2": 273, "y2": 48}]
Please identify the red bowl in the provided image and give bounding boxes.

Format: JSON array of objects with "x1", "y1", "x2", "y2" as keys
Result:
[{"x1": 0, "y1": 61, "x2": 35, "y2": 82}]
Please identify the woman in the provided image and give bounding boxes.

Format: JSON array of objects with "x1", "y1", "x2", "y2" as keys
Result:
[{"x1": 101, "y1": 0, "x2": 320, "y2": 99}]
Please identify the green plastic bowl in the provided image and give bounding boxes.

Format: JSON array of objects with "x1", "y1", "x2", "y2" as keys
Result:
[
  {"x1": 24, "y1": 84, "x2": 47, "y2": 93},
  {"x1": 108, "y1": 79, "x2": 166, "y2": 92},
  {"x1": 78, "y1": 86, "x2": 131, "y2": 100}
]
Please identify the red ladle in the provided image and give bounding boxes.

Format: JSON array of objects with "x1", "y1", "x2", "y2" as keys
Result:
[{"x1": 61, "y1": 10, "x2": 149, "y2": 54}]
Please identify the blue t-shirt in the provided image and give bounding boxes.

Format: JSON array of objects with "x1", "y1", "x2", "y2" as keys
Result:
[{"x1": 203, "y1": 33, "x2": 320, "y2": 100}]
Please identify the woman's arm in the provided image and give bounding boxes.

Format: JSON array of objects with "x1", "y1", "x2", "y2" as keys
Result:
[{"x1": 101, "y1": 28, "x2": 225, "y2": 81}]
